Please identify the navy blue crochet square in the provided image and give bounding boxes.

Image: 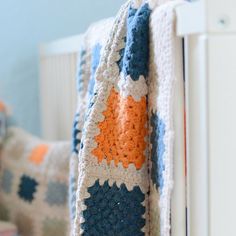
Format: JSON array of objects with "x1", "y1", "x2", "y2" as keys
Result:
[
  {"x1": 77, "y1": 49, "x2": 87, "y2": 92},
  {"x1": 72, "y1": 113, "x2": 81, "y2": 154},
  {"x1": 150, "y1": 113, "x2": 166, "y2": 191},
  {"x1": 18, "y1": 175, "x2": 38, "y2": 202},
  {"x1": 82, "y1": 180, "x2": 145, "y2": 236},
  {"x1": 118, "y1": 3, "x2": 151, "y2": 81}
]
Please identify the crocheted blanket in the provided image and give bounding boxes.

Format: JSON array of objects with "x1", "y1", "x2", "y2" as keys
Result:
[
  {"x1": 0, "y1": 102, "x2": 72, "y2": 236},
  {"x1": 69, "y1": 18, "x2": 114, "y2": 227},
  {"x1": 72, "y1": 1, "x2": 183, "y2": 235},
  {"x1": 0, "y1": 127, "x2": 71, "y2": 236}
]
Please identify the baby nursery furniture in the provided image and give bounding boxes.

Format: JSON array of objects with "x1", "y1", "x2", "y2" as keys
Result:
[{"x1": 39, "y1": 0, "x2": 236, "y2": 235}]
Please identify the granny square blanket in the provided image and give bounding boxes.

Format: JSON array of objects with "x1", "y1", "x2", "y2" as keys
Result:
[
  {"x1": 0, "y1": 127, "x2": 71, "y2": 236},
  {"x1": 72, "y1": 0, "x2": 184, "y2": 235},
  {"x1": 69, "y1": 18, "x2": 114, "y2": 229}
]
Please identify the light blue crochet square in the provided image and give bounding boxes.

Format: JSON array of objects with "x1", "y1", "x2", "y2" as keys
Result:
[
  {"x1": 45, "y1": 181, "x2": 68, "y2": 206},
  {"x1": 150, "y1": 112, "x2": 166, "y2": 192},
  {"x1": 1, "y1": 169, "x2": 13, "y2": 194},
  {"x1": 69, "y1": 176, "x2": 77, "y2": 221}
]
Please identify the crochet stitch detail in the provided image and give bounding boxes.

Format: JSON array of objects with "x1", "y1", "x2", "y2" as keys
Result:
[
  {"x1": 69, "y1": 176, "x2": 77, "y2": 220},
  {"x1": 45, "y1": 181, "x2": 68, "y2": 206},
  {"x1": 43, "y1": 218, "x2": 67, "y2": 236},
  {"x1": 18, "y1": 175, "x2": 38, "y2": 202},
  {"x1": 28, "y1": 144, "x2": 49, "y2": 165},
  {"x1": 117, "y1": 36, "x2": 126, "y2": 72},
  {"x1": 72, "y1": 113, "x2": 81, "y2": 154},
  {"x1": 82, "y1": 180, "x2": 145, "y2": 236},
  {"x1": 77, "y1": 49, "x2": 87, "y2": 92},
  {"x1": 150, "y1": 113, "x2": 166, "y2": 190},
  {"x1": 89, "y1": 44, "x2": 102, "y2": 96},
  {"x1": 92, "y1": 88, "x2": 148, "y2": 170},
  {"x1": 1, "y1": 169, "x2": 13, "y2": 194},
  {"x1": 72, "y1": 44, "x2": 102, "y2": 154},
  {"x1": 121, "y1": 3, "x2": 151, "y2": 81}
]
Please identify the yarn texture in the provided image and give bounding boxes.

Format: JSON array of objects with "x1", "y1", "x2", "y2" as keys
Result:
[
  {"x1": 73, "y1": 2, "x2": 150, "y2": 235},
  {"x1": 148, "y1": 1, "x2": 184, "y2": 235},
  {"x1": 0, "y1": 127, "x2": 71, "y2": 236},
  {"x1": 72, "y1": 0, "x2": 184, "y2": 235},
  {"x1": 69, "y1": 18, "x2": 114, "y2": 230}
]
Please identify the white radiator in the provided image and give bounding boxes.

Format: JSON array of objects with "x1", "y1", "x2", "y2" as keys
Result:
[{"x1": 39, "y1": 35, "x2": 83, "y2": 140}]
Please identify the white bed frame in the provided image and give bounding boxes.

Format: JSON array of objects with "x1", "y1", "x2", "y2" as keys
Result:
[{"x1": 39, "y1": 0, "x2": 236, "y2": 235}]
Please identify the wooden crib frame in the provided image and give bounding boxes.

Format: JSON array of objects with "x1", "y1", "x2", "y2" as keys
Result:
[{"x1": 40, "y1": 0, "x2": 236, "y2": 235}]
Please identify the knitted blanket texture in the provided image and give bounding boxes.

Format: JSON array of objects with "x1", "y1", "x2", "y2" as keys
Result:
[
  {"x1": 71, "y1": 1, "x2": 183, "y2": 235},
  {"x1": 0, "y1": 127, "x2": 71, "y2": 236}
]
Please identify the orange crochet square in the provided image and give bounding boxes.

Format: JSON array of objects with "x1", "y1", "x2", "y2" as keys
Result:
[
  {"x1": 0, "y1": 101, "x2": 6, "y2": 112},
  {"x1": 92, "y1": 88, "x2": 148, "y2": 169},
  {"x1": 29, "y1": 144, "x2": 49, "y2": 165}
]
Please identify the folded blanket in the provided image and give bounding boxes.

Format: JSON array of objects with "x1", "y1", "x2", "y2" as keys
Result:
[
  {"x1": 72, "y1": 0, "x2": 184, "y2": 235},
  {"x1": 69, "y1": 18, "x2": 114, "y2": 228}
]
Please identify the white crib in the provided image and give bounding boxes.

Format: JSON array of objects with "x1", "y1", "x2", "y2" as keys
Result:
[{"x1": 39, "y1": 0, "x2": 236, "y2": 235}]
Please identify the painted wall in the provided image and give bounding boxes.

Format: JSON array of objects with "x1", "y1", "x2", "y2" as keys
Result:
[{"x1": 0, "y1": 0, "x2": 125, "y2": 136}]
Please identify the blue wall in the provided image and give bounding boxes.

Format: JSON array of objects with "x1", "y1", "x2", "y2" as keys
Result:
[{"x1": 0, "y1": 0, "x2": 125, "y2": 135}]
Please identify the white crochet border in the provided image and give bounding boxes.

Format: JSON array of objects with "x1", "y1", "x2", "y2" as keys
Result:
[{"x1": 150, "y1": 1, "x2": 184, "y2": 235}]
